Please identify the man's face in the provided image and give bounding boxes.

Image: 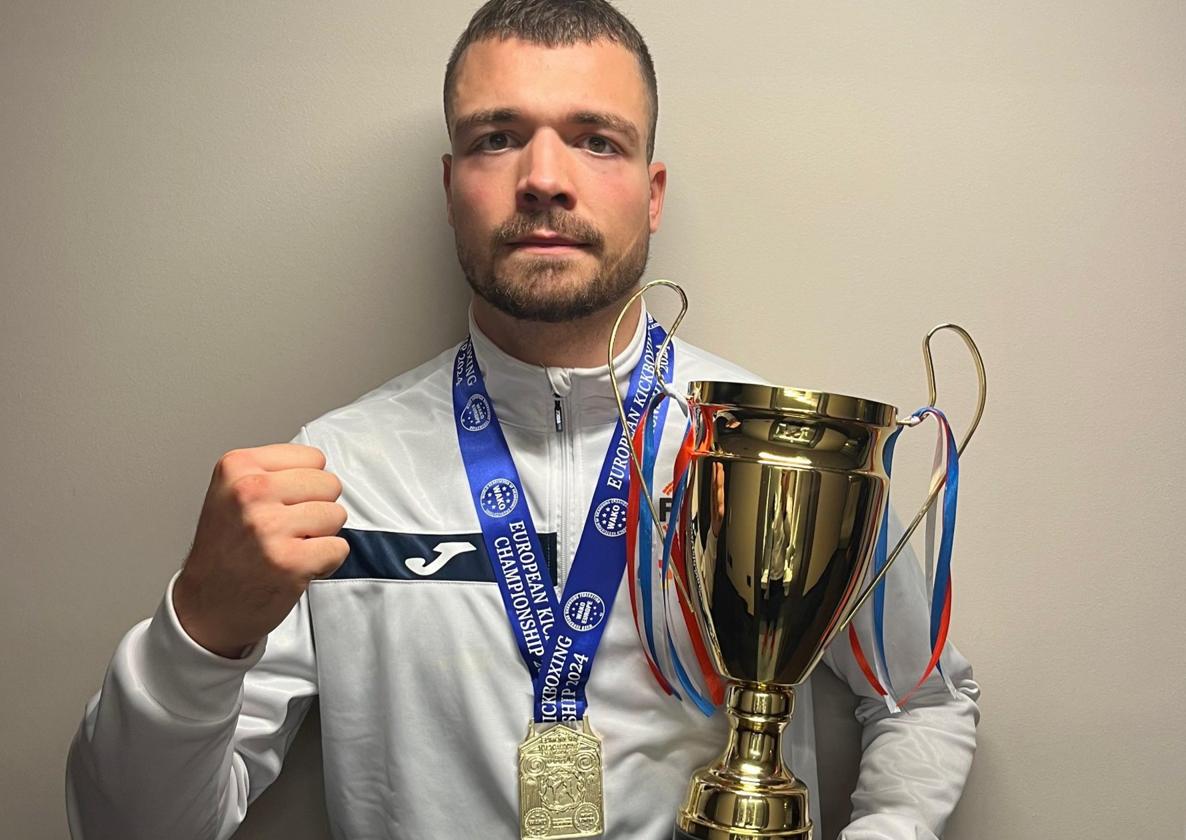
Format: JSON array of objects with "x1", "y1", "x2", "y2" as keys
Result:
[{"x1": 443, "y1": 37, "x2": 666, "y2": 323}]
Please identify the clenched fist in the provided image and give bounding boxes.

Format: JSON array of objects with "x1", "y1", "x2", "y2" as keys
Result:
[{"x1": 173, "y1": 444, "x2": 349, "y2": 658}]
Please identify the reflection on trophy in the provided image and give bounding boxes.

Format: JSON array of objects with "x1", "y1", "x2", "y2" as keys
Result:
[{"x1": 609, "y1": 281, "x2": 986, "y2": 840}]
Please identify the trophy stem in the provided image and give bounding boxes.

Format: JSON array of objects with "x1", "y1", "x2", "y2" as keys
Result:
[{"x1": 674, "y1": 683, "x2": 812, "y2": 839}]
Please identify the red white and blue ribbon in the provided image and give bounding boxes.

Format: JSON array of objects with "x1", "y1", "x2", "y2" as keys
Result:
[
  {"x1": 849, "y1": 406, "x2": 961, "y2": 712},
  {"x1": 625, "y1": 386, "x2": 724, "y2": 716}
]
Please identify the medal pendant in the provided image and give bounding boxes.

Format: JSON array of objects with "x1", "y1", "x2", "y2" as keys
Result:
[{"x1": 518, "y1": 717, "x2": 605, "y2": 839}]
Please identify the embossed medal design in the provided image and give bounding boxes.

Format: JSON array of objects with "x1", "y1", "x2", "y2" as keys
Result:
[{"x1": 519, "y1": 718, "x2": 604, "y2": 839}]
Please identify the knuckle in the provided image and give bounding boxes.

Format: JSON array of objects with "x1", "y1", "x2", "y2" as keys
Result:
[
  {"x1": 242, "y1": 505, "x2": 277, "y2": 540},
  {"x1": 217, "y1": 448, "x2": 252, "y2": 474},
  {"x1": 231, "y1": 473, "x2": 270, "y2": 505},
  {"x1": 268, "y1": 546, "x2": 300, "y2": 574}
]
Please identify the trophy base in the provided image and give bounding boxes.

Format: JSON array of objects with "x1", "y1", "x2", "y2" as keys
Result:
[{"x1": 673, "y1": 684, "x2": 812, "y2": 840}]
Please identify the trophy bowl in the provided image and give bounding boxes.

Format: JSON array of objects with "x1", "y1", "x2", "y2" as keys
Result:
[{"x1": 672, "y1": 382, "x2": 899, "y2": 839}]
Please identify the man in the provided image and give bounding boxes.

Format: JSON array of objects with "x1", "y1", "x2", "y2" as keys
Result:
[{"x1": 66, "y1": 2, "x2": 980, "y2": 838}]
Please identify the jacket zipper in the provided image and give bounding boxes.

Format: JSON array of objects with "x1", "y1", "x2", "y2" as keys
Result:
[{"x1": 553, "y1": 390, "x2": 573, "y2": 590}]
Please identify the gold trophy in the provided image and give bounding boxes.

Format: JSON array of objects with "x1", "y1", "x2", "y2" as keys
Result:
[{"x1": 609, "y1": 281, "x2": 986, "y2": 840}]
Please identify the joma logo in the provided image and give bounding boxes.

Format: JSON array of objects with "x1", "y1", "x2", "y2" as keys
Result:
[{"x1": 403, "y1": 541, "x2": 478, "y2": 577}]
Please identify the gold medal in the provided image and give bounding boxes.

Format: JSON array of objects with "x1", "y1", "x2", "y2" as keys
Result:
[{"x1": 518, "y1": 717, "x2": 605, "y2": 839}]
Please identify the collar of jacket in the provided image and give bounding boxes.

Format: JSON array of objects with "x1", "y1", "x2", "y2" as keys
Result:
[{"x1": 466, "y1": 302, "x2": 652, "y2": 432}]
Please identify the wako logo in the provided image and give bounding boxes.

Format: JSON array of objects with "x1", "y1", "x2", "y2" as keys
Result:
[
  {"x1": 564, "y1": 591, "x2": 607, "y2": 632},
  {"x1": 459, "y1": 394, "x2": 492, "y2": 432},
  {"x1": 480, "y1": 478, "x2": 519, "y2": 518},
  {"x1": 594, "y1": 498, "x2": 628, "y2": 538}
]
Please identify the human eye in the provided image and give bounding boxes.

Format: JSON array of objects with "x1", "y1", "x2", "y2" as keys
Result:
[
  {"x1": 579, "y1": 135, "x2": 620, "y2": 156},
  {"x1": 474, "y1": 131, "x2": 517, "y2": 153}
]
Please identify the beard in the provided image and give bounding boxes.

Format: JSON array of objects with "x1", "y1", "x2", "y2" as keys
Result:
[{"x1": 456, "y1": 208, "x2": 649, "y2": 323}]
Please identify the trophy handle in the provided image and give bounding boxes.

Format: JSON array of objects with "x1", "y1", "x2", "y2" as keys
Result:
[
  {"x1": 830, "y1": 323, "x2": 987, "y2": 639},
  {"x1": 608, "y1": 279, "x2": 689, "y2": 539}
]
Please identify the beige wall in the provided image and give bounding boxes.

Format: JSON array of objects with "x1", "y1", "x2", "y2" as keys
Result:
[{"x1": 3, "y1": 2, "x2": 1183, "y2": 838}]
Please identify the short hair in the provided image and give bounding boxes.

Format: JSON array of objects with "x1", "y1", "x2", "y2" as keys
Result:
[{"x1": 444, "y1": 0, "x2": 659, "y2": 161}]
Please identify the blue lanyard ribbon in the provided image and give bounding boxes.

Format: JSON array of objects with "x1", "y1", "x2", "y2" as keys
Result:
[{"x1": 452, "y1": 319, "x2": 671, "y2": 723}]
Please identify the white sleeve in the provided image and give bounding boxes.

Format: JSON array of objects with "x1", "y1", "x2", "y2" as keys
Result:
[
  {"x1": 821, "y1": 520, "x2": 981, "y2": 840},
  {"x1": 65, "y1": 428, "x2": 319, "y2": 840}
]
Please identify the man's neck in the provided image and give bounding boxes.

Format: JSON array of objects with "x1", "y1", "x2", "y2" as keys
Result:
[{"x1": 471, "y1": 295, "x2": 642, "y2": 369}]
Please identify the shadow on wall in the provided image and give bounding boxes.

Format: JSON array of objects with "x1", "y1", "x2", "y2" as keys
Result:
[
  {"x1": 236, "y1": 704, "x2": 332, "y2": 838},
  {"x1": 813, "y1": 665, "x2": 862, "y2": 840}
]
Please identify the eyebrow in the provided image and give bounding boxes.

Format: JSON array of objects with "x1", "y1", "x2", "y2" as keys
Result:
[
  {"x1": 453, "y1": 108, "x2": 520, "y2": 139},
  {"x1": 570, "y1": 111, "x2": 640, "y2": 146},
  {"x1": 452, "y1": 108, "x2": 641, "y2": 147}
]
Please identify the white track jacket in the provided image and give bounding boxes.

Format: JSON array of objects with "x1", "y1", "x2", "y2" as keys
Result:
[{"x1": 66, "y1": 306, "x2": 980, "y2": 840}]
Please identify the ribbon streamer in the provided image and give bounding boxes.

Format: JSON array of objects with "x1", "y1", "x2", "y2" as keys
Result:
[
  {"x1": 849, "y1": 406, "x2": 961, "y2": 711},
  {"x1": 625, "y1": 394, "x2": 724, "y2": 714}
]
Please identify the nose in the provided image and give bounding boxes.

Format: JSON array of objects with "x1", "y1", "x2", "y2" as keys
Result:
[{"x1": 516, "y1": 130, "x2": 575, "y2": 213}]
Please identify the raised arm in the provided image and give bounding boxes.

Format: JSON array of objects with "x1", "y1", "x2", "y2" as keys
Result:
[{"x1": 65, "y1": 427, "x2": 347, "y2": 839}]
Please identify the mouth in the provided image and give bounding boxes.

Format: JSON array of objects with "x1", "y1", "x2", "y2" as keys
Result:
[{"x1": 506, "y1": 232, "x2": 590, "y2": 255}]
